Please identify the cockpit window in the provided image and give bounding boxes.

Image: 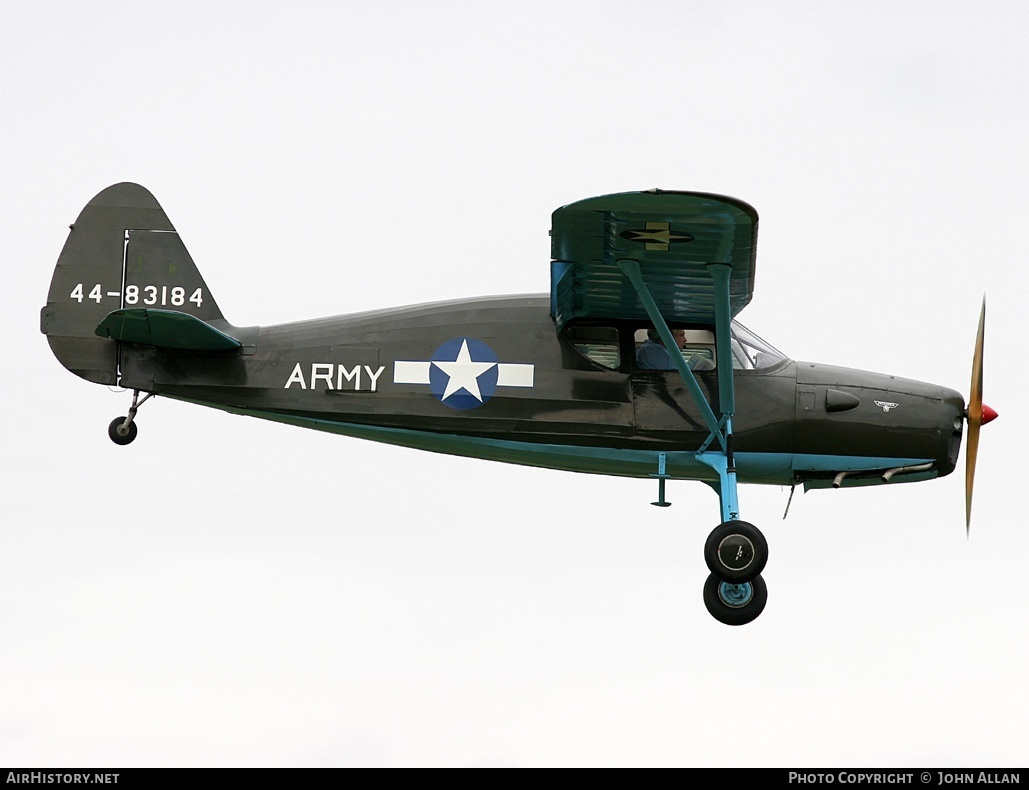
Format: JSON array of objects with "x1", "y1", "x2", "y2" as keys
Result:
[
  {"x1": 731, "y1": 321, "x2": 788, "y2": 370},
  {"x1": 567, "y1": 325, "x2": 620, "y2": 369},
  {"x1": 566, "y1": 321, "x2": 785, "y2": 372}
]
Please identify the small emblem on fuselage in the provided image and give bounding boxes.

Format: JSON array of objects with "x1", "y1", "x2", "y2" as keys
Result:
[
  {"x1": 393, "y1": 338, "x2": 534, "y2": 410},
  {"x1": 874, "y1": 400, "x2": 899, "y2": 413},
  {"x1": 620, "y1": 221, "x2": 695, "y2": 251}
]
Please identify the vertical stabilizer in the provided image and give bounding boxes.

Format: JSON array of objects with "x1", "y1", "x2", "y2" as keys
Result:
[{"x1": 41, "y1": 183, "x2": 224, "y2": 384}]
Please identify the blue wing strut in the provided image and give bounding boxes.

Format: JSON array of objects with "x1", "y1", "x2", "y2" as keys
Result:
[{"x1": 617, "y1": 259, "x2": 741, "y2": 522}]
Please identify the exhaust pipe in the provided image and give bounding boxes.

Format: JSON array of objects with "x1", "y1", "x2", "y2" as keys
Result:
[{"x1": 881, "y1": 462, "x2": 934, "y2": 483}]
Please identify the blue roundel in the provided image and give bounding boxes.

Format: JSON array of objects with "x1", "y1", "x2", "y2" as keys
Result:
[{"x1": 428, "y1": 337, "x2": 499, "y2": 410}]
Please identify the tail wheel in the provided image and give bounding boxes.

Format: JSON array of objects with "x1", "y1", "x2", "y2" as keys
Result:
[
  {"x1": 704, "y1": 520, "x2": 767, "y2": 582},
  {"x1": 108, "y1": 417, "x2": 137, "y2": 445},
  {"x1": 107, "y1": 390, "x2": 153, "y2": 446},
  {"x1": 703, "y1": 573, "x2": 767, "y2": 626}
]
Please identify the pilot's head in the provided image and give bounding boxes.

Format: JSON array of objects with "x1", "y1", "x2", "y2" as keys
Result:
[{"x1": 648, "y1": 328, "x2": 686, "y2": 347}]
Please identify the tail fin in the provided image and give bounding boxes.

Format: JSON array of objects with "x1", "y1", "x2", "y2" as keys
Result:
[{"x1": 41, "y1": 183, "x2": 226, "y2": 384}]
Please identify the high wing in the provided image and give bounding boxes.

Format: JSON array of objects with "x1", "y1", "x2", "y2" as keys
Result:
[{"x1": 549, "y1": 189, "x2": 758, "y2": 331}]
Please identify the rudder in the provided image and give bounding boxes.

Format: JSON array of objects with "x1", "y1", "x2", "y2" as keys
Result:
[{"x1": 41, "y1": 183, "x2": 226, "y2": 384}]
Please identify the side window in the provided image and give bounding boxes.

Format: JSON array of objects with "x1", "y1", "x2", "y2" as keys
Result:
[
  {"x1": 633, "y1": 327, "x2": 716, "y2": 371},
  {"x1": 567, "y1": 325, "x2": 620, "y2": 369}
]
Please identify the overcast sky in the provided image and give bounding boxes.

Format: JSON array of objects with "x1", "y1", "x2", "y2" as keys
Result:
[{"x1": 3, "y1": 0, "x2": 1027, "y2": 767}]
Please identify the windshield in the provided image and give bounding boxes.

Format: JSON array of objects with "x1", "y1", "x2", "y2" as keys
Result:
[{"x1": 730, "y1": 321, "x2": 788, "y2": 370}]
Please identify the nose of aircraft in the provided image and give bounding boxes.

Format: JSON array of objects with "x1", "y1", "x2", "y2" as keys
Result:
[{"x1": 981, "y1": 403, "x2": 998, "y2": 425}]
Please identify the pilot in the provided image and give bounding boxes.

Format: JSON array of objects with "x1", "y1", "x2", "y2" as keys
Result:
[{"x1": 636, "y1": 328, "x2": 715, "y2": 371}]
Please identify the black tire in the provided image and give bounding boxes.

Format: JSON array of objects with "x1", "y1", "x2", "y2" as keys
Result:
[
  {"x1": 108, "y1": 417, "x2": 137, "y2": 445},
  {"x1": 704, "y1": 520, "x2": 767, "y2": 582},
  {"x1": 703, "y1": 573, "x2": 767, "y2": 626}
]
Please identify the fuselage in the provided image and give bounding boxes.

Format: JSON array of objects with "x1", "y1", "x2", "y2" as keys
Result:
[{"x1": 116, "y1": 294, "x2": 964, "y2": 490}]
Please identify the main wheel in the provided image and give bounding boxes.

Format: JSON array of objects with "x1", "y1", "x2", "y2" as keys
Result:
[
  {"x1": 108, "y1": 417, "x2": 137, "y2": 445},
  {"x1": 704, "y1": 520, "x2": 767, "y2": 582},
  {"x1": 703, "y1": 573, "x2": 767, "y2": 626}
]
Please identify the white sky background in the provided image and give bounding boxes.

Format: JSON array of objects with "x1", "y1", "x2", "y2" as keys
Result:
[{"x1": 2, "y1": 0, "x2": 1027, "y2": 767}]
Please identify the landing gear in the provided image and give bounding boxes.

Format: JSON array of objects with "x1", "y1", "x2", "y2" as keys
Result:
[
  {"x1": 107, "y1": 389, "x2": 154, "y2": 446},
  {"x1": 703, "y1": 573, "x2": 767, "y2": 626},
  {"x1": 704, "y1": 520, "x2": 767, "y2": 582},
  {"x1": 108, "y1": 416, "x2": 137, "y2": 445},
  {"x1": 620, "y1": 257, "x2": 768, "y2": 622},
  {"x1": 701, "y1": 520, "x2": 769, "y2": 624}
]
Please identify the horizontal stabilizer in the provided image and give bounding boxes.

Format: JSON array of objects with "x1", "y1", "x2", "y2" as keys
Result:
[{"x1": 95, "y1": 309, "x2": 242, "y2": 352}]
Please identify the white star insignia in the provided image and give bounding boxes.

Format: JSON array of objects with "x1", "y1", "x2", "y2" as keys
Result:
[{"x1": 432, "y1": 339, "x2": 497, "y2": 402}]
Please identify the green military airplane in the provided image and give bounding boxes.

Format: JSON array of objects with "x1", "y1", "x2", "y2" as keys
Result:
[{"x1": 41, "y1": 183, "x2": 996, "y2": 625}]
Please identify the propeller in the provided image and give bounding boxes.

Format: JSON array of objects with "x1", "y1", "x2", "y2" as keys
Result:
[{"x1": 965, "y1": 297, "x2": 997, "y2": 534}]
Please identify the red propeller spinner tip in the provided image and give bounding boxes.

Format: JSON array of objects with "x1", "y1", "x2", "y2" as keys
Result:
[{"x1": 981, "y1": 404, "x2": 998, "y2": 425}]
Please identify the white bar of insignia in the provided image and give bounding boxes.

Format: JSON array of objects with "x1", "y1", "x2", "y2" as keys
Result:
[
  {"x1": 394, "y1": 360, "x2": 431, "y2": 384},
  {"x1": 497, "y1": 363, "x2": 534, "y2": 387}
]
